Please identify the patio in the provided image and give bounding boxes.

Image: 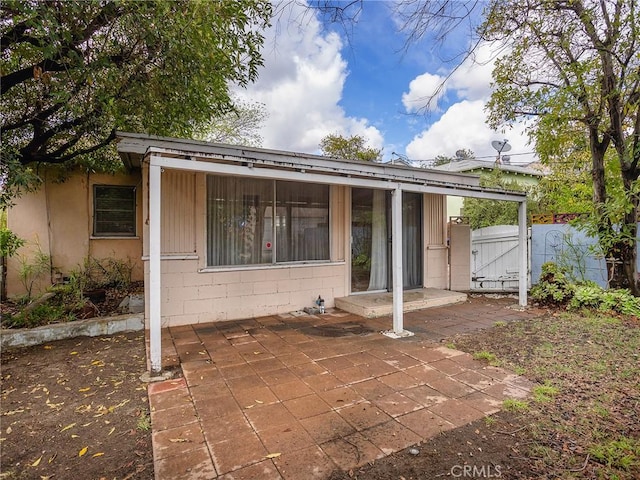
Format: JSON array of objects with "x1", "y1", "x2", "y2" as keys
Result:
[{"x1": 148, "y1": 297, "x2": 539, "y2": 479}]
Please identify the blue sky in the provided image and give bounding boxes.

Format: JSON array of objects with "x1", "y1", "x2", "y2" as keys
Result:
[{"x1": 234, "y1": 1, "x2": 535, "y2": 165}]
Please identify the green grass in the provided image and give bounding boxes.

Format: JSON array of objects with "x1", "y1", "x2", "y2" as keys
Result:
[
  {"x1": 473, "y1": 350, "x2": 500, "y2": 366},
  {"x1": 493, "y1": 321, "x2": 507, "y2": 327},
  {"x1": 589, "y1": 437, "x2": 640, "y2": 471},
  {"x1": 532, "y1": 381, "x2": 559, "y2": 403},
  {"x1": 136, "y1": 410, "x2": 151, "y2": 432},
  {"x1": 502, "y1": 398, "x2": 529, "y2": 412}
]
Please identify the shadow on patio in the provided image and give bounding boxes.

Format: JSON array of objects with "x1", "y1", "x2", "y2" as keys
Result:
[{"x1": 148, "y1": 296, "x2": 541, "y2": 479}]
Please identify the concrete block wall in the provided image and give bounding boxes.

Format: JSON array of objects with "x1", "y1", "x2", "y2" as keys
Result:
[{"x1": 146, "y1": 259, "x2": 346, "y2": 327}]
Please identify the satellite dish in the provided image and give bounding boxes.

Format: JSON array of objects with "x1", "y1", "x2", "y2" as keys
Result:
[{"x1": 491, "y1": 139, "x2": 512, "y2": 153}]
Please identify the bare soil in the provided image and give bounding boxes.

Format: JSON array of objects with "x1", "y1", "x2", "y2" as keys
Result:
[{"x1": 1, "y1": 332, "x2": 153, "y2": 480}]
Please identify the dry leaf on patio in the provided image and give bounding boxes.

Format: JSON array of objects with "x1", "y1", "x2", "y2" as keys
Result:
[
  {"x1": 60, "y1": 423, "x2": 76, "y2": 432},
  {"x1": 265, "y1": 453, "x2": 281, "y2": 459},
  {"x1": 78, "y1": 446, "x2": 88, "y2": 457},
  {"x1": 31, "y1": 455, "x2": 43, "y2": 467},
  {"x1": 169, "y1": 438, "x2": 190, "y2": 443}
]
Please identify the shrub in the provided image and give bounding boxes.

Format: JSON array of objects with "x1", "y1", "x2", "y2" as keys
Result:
[{"x1": 530, "y1": 262, "x2": 575, "y2": 306}]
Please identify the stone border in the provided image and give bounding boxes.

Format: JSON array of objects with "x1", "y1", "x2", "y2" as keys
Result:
[{"x1": 1, "y1": 313, "x2": 144, "y2": 349}]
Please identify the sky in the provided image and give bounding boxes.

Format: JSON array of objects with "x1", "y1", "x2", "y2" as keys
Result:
[{"x1": 232, "y1": 1, "x2": 536, "y2": 165}]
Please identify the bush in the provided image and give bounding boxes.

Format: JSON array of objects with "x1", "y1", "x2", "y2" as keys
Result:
[
  {"x1": 531, "y1": 262, "x2": 575, "y2": 306},
  {"x1": 532, "y1": 262, "x2": 640, "y2": 316}
]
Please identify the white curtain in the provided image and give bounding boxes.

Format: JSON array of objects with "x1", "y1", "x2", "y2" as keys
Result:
[{"x1": 368, "y1": 189, "x2": 387, "y2": 290}]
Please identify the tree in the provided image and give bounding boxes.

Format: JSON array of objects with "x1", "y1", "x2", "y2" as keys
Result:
[
  {"x1": 0, "y1": 0, "x2": 272, "y2": 206},
  {"x1": 319, "y1": 134, "x2": 382, "y2": 161},
  {"x1": 483, "y1": 0, "x2": 639, "y2": 294},
  {"x1": 195, "y1": 98, "x2": 268, "y2": 147},
  {"x1": 463, "y1": 168, "x2": 537, "y2": 229}
]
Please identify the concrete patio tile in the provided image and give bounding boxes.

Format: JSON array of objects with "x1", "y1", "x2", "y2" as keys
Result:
[
  {"x1": 383, "y1": 353, "x2": 422, "y2": 370},
  {"x1": 430, "y1": 358, "x2": 468, "y2": 376},
  {"x1": 333, "y1": 365, "x2": 373, "y2": 384},
  {"x1": 284, "y1": 393, "x2": 332, "y2": 419},
  {"x1": 448, "y1": 351, "x2": 484, "y2": 369},
  {"x1": 208, "y1": 431, "x2": 268, "y2": 475},
  {"x1": 270, "y1": 379, "x2": 315, "y2": 401},
  {"x1": 317, "y1": 385, "x2": 365, "y2": 409},
  {"x1": 400, "y1": 385, "x2": 448, "y2": 407},
  {"x1": 201, "y1": 411, "x2": 254, "y2": 444},
  {"x1": 403, "y1": 345, "x2": 452, "y2": 363},
  {"x1": 181, "y1": 362, "x2": 225, "y2": 387},
  {"x1": 337, "y1": 401, "x2": 392, "y2": 431},
  {"x1": 151, "y1": 401, "x2": 198, "y2": 432},
  {"x1": 425, "y1": 375, "x2": 476, "y2": 398},
  {"x1": 244, "y1": 402, "x2": 297, "y2": 432},
  {"x1": 362, "y1": 420, "x2": 422, "y2": 455},
  {"x1": 302, "y1": 372, "x2": 344, "y2": 392},
  {"x1": 461, "y1": 391, "x2": 502, "y2": 415},
  {"x1": 154, "y1": 445, "x2": 217, "y2": 480},
  {"x1": 373, "y1": 392, "x2": 422, "y2": 417},
  {"x1": 148, "y1": 377, "x2": 187, "y2": 395},
  {"x1": 289, "y1": 361, "x2": 328, "y2": 378},
  {"x1": 262, "y1": 342, "x2": 303, "y2": 356},
  {"x1": 272, "y1": 445, "x2": 336, "y2": 480},
  {"x1": 378, "y1": 371, "x2": 421, "y2": 390},
  {"x1": 367, "y1": 346, "x2": 402, "y2": 360},
  {"x1": 175, "y1": 342, "x2": 210, "y2": 362},
  {"x1": 276, "y1": 351, "x2": 312, "y2": 366},
  {"x1": 152, "y1": 422, "x2": 206, "y2": 460},
  {"x1": 226, "y1": 373, "x2": 267, "y2": 391},
  {"x1": 218, "y1": 460, "x2": 282, "y2": 479},
  {"x1": 189, "y1": 383, "x2": 232, "y2": 403},
  {"x1": 193, "y1": 392, "x2": 240, "y2": 419},
  {"x1": 482, "y1": 382, "x2": 530, "y2": 400},
  {"x1": 259, "y1": 367, "x2": 300, "y2": 385},
  {"x1": 231, "y1": 384, "x2": 279, "y2": 408},
  {"x1": 148, "y1": 386, "x2": 192, "y2": 413},
  {"x1": 247, "y1": 356, "x2": 284, "y2": 371},
  {"x1": 260, "y1": 421, "x2": 316, "y2": 453},
  {"x1": 453, "y1": 369, "x2": 495, "y2": 390},
  {"x1": 321, "y1": 432, "x2": 385, "y2": 469},
  {"x1": 218, "y1": 362, "x2": 256, "y2": 380},
  {"x1": 300, "y1": 410, "x2": 356, "y2": 444},
  {"x1": 403, "y1": 363, "x2": 439, "y2": 383},
  {"x1": 317, "y1": 355, "x2": 355, "y2": 371},
  {"x1": 428, "y1": 398, "x2": 486, "y2": 427},
  {"x1": 396, "y1": 408, "x2": 455, "y2": 438},
  {"x1": 350, "y1": 378, "x2": 396, "y2": 401}
]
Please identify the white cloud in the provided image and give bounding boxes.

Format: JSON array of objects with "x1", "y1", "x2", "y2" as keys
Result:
[
  {"x1": 233, "y1": 2, "x2": 383, "y2": 154},
  {"x1": 406, "y1": 100, "x2": 533, "y2": 164},
  {"x1": 404, "y1": 42, "x2": 534, "y2": 164},
  {"x1": 402, "y1": 72, "x2": 446, "y2": 113}
]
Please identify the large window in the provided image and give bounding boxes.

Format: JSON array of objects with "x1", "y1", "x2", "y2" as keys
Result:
[
  {"x1": 207, "y1": 176, "x2": 329, "y2": 267},
  {"x1": 93, "y1": 185, "x2": 137, "y2": 237}
]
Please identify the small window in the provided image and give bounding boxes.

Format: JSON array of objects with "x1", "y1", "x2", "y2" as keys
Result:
[{"x1": 93, "y1": 185, "x2": 136, "y2": 237}]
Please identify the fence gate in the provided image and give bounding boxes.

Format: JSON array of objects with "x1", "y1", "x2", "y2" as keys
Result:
[{"x1": 471, "y1": 225, "x2": 527, "y2": 291}]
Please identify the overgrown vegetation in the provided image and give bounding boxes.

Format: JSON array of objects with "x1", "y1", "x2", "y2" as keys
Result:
[
  {"x1": 531, "y1": 262, "x2": 640, "y2": 316},
  {"x1": 2, "y1": 255, "x2": 136, "y2": 329}
]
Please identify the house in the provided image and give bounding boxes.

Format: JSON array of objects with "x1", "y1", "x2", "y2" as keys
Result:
[
  {"x1": 432, "y1": 159, "x2": 547, "y2": 218},
  {"x1": 7, "y1": 132, "x2": 528, "y2": 372}
]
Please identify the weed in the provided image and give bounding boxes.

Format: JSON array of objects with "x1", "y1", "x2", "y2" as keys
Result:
[
  {"x1": 136, "y1": 409, "x2": 151, "y2": 432},
  {"x1": 502, "y1": 398, "x2": 529, "y2": 413},
  {"x1": 514, "y1": 366, "x2": 526, "y2": 375},
  {"x1": 2, "y1": 304, "x2": 69, "y2": 328},
  {"x1": 589, "y1": 437, "x2": 640, "y2": 470},
  {"x1": 445, "y1": 342, "x2": 456, "y2": 349},
  {"x1": 483, "y1": 416, "x2": 496, "y2": 427},
  {"x1": 17, "y1": 243, "x2": 51, "y2": 300},
  {"x1": 532, "y1": 381, "x2": 559, "y2": 403},
  {"x1": 494, "y1": 321, "x2": 506, "y2": 327},
  {"x1": 473, "y1": 351, "x2": 500, "y2": 366}
]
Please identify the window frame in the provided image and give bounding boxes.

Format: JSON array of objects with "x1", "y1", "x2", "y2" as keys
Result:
[{"x1": 93, "y1": 185, "x2": 137, "y2": 238}]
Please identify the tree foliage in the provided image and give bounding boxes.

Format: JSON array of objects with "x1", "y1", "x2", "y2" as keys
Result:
[
  {"x1": 319, "y1": 134, "x2": 382, "y2": 161},
  {"x1": 463, "y1": 168, "x2": 536, "y2": 229},
  {"x1": 0, "y1": 0, "x2": 272, "y2": 206},
  {"x1": 195, "y1": 98, "x2": 268, "y2": 147},
  {"x1": 483, "y1": 0, "x2": 640, "y2": 293}
]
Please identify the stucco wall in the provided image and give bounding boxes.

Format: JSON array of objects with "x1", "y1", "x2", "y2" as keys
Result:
[{"x1": 6, "y1": 170, "x2": 143, "y2": 297}]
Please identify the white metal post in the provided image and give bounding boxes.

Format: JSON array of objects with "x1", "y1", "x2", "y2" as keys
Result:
[
  {"x1": 392, "y1": 186, "x2": 404, "y2": 334},
  {"x1": 518, "y1": 200, "x2": 528, "y2": 307},
  {"x1": 149, "y1": 161, "x2": 162, "y2": 373}
]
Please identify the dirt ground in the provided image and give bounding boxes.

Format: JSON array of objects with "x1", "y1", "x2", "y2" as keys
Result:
[
  {"x1": 2, "y1": 304, "x2": 638, "y2": 480},
  {"x1": 1, "y1": 332, "x2": 153, "y2": 480}
]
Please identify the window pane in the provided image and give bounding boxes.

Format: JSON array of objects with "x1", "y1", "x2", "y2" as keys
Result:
[
  {"x1": 276, "y1": 181, "x2": 329, "y2": 262},
  {"x1": 207, "y1": 176, "x2": 273, "y2": 266},
  {"x1": 94, "y1": 186, "x2": 136, "y2": 236}
]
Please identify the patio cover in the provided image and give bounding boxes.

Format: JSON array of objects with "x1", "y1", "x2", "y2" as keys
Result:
[{"x1": 116, "y1": 132, "x2": 528, "y2": 373}]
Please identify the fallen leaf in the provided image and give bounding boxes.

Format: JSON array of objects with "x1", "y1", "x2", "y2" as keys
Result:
[
  {"x1": 78, "y1": 387, "x2": 91, "y2": 392},
  {"x1": 265, "y1": 453, "x2": 281, "y2": 459},
  {"x1": 60, "y1": 423, "x2": 76, "y2": 433},
  {"x1": 48, "y1": 453, "x2": 57, "y2": 463},
  {"x1": 4, "y1": 408, "x2": 25, "y2": 415},
  {"x1": 70, "y1": 352, "x2": 78, "y2": 355},
  {"x1": 108, "y1": 427, "x2": 115, "y2": 436},
  {"x1": 78, "y1": 446, "x2": 88, "y2": 457},
  {"x1": 31, "y1": 455, "x2": 43, "y2": 467},
  {"x1": 6, "y1": 426, "x2": 12, "y2": 434},
  {"x1": 71, "y1": 434, "x2": 80, "y2": 439},
  {"x1": 92, "y1": 452, "x2": 104, "y2": 458},
  {"x1": 44, "y1": 346, "x2": 53, "y2": 350},
  {"x1": 169, "y1": 438, "x2": 190, "y2": 443},
  {"x1": 255, "y1": 400, "x2": 263, "y2": 404}
]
